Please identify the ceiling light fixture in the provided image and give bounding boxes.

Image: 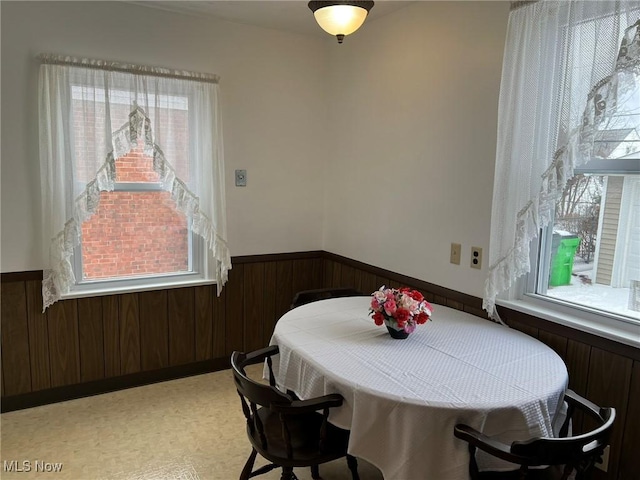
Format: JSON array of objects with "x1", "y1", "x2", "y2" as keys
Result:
[{"x1": 308, "y1": 1, "x2": 375, "y2": 44}]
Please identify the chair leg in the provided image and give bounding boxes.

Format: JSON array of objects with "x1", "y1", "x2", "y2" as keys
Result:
[
  {"x1": 240, "y1": 448, "x2": 257, "y2": 480},
  {"x1": 518, "y1": 465, "x2": 528, "y2": 480},
  {"x1": 574, "y1": 463, "x2": 593, "y2": 480},
  {"x1": 347, "y1": 454, "x2": 360, "y2": 480},
  {"x1": 560, "y1": 463, "x2": 574, "y2": 480},
  {"x1": 467, "y1": 445, "x2": 480, "y2": 480},
  {"x1": 280, "y1": 466, "x2": 299, "y2": 480},
  {"x1": 310, "y1": 465, "x2": 320, "y2": 479}
]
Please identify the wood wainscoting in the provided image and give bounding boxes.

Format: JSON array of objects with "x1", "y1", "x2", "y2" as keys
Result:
[
  {"x1": 321, "y1": 252, "x2": 639, "y2": 480},
  {"x1": 0, "y1": 252, "x2": 323, "y2": 411},
  {"x1": 2, "y1": 250, "x2": 639, "y2": 479}
]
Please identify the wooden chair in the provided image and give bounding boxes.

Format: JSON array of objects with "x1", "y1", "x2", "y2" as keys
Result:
[
  {"x1": 290, "y1": 287, "x2": 363, "y2": 310},
  {"x1": 454, "y1": 389, "x2": 615, "y2": 480},
  {"x1": 231, "y1": 346, "x2": 359, "y2": 480}
]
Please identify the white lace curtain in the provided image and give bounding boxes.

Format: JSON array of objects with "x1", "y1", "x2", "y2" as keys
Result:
[
  {"x1": 483, "y1": 1, "x2": 640, "y2": 319},
  {"x1": 38, "y1": 55, "x2": 230, "y2": 310}
]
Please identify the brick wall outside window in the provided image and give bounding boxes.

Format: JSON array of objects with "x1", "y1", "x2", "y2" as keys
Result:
[
  {"x1": 81, "y1": 148, "x2": 189, "y2": 280},
  {"x1": 74, "y1": 96, "x2": 191, "y2": 281}
]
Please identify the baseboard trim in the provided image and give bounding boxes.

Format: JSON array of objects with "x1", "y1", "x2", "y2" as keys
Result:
[{"x1": 1, "y1": 357, "x2": 230, "y2": 413}]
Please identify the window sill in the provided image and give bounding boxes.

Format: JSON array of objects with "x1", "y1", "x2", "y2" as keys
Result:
[
  {"x1": 61, "y1": 276, "x2": 216, "y2": 301},
  {"x1": 497, "y1": 296, "x2": 640, "y2": 349}
]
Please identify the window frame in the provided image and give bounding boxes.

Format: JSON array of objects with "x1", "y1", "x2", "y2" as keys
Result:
[
  {"x1": 502, "y1": 170, "x2": 640, "y2": 349},
  {"x1": 69, "y1": 180, "x2": 206, "y2": 297},
  {"x1": 63, "y1": 87, "x2": 212, "y2": 300},
  {"x1": 68, "y1": 234, "x2": 208, "y2": 300},
  {"x1": 499, "y1": 292, "x2": 640, "y2": 349}
]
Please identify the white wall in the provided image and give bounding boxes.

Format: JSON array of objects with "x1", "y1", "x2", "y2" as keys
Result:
[
  {"x1": 1, "y1": 1, "x2": 511, "y2": 301},
  {"x1": 0, "y1": 1, "x2": 328, "y2": 271},
  {"x1": 323, "y1": 1, "x2": 509, "y2": 298}
]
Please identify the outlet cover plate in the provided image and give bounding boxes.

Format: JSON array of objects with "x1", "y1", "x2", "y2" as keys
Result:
[
  {"x1": 470, "y1": 246, "x2": 482, "y2": 269},
  {"x1": 596, "y1": 445, "x2": 610, "y2": 472}
]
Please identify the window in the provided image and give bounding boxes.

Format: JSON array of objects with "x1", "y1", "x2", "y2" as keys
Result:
[
  {"x1": 484, "y1": 2, "x2": 640, "y2": 346},
  {"x1": 527, "y1": 14, "x2": 640, "y2": 326},
  {"x1": 70, "y1": 86, "x2": 198, "y2": 292},
  {"x1": 77, "y1": 148, "x2": 194, "y2": 285},
  {"x1": 39, "y1": 56, "x2": 230, "y2": 310},
  {"x1": 531, "y1": 171, "x2": 640, "y2": 323}
]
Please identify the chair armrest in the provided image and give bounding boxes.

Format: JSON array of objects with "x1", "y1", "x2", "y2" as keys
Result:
[
  {"x1": 271, "y1": 393, "x2": 344, "y2": 414},
  {"x1": 564, "y1": 389, "x2": 602, "y2": 420},
  {"x1": 242, "y1": 345, "x2": 280, "y2": 366},
  {"x1": 454, "y1": 424, "x2": 517, "y2": 462}
]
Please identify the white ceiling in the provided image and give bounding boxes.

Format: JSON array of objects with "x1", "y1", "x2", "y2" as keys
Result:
[{"x1": 127, "y1": 1, "x2": 414, "y2": 38}]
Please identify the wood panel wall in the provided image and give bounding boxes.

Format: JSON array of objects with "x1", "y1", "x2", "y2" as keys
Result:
[
  {"x1": 0, "y1": 252, "x2": 322, "y2": 409},
  {"x1": 2, "y1": 251, "x2": 638, "y2": 479}
]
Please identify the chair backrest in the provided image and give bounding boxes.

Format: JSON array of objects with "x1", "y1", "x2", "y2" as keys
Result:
[
  {"x1": 231, "y1": 345, "x2": 348, "y2": 470},
  {"x1": 231, "y1": 346, "x2": 293, "y2": 454},
  {"x1": 290, "y1": 287, "x2": 363, "y2": 309},
  {"x1": 454, "y1": 389, "x2": 616, "y2": 480},
  {"x1": 231, "y1": 346, "x2": 292, "y2": 410},
  {"x1": 511, "y1": 390, "x2": 615, "y2": 473}
]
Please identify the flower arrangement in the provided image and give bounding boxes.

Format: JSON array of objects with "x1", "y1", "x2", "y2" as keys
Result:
[{"x1": 370, "y1": 286, "x2": 433, "y2": 334}]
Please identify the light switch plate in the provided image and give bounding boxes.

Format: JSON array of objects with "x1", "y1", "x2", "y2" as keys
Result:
[
  {"x1": 235, "y1": 169, "x2": 247, "y2": 187},
  {"x1": 450, "y1": 243, "x2": 461, "y2": 265}
]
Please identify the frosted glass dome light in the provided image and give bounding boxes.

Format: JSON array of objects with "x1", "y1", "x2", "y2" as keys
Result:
[{"x1": 308, "y1": 1, "x2": 375, "y2": 44}]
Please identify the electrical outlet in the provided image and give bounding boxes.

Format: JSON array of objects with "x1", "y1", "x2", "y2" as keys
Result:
[
  {"x1": 450, "y1": 243, "x2": 461, "y2": 265},
  {"x1": 596, "y1": 445, "x2": 610, "y2": 472},
  {"x1": 235, "y1": 169, "x2": 247, "y2": 187},
  {"x1": 470, "y1": 246, "x2": 482, "y2": 269}
]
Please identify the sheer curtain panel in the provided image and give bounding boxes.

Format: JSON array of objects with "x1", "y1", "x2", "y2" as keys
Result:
[
  {"x1": 484, "y1": 1, "x2": 640, "y2": 319},
  {"x1": 38, "y1": 55, "x2": 230, "y2": 310}
]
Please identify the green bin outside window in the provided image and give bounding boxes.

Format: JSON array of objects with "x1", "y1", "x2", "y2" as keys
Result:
[{"x1": 549, "y1": 235, "x2": 581, "y2": 287}]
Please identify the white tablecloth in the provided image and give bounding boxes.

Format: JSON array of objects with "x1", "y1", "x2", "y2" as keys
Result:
[{"x1": 269, "y1": 297, "x2": 568, "y2": 480}]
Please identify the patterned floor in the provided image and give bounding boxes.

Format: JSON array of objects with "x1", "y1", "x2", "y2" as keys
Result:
[{"x1": 1, "y1": 365, "x2": 383, "y2": 480}]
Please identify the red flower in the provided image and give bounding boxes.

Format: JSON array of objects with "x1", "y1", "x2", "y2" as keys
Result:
[
  {"x1": 416, "y1": 312, "x2": 430, "y2": 324},
  {"x1": 409, "y1": 290, "x2": 424, "y2": 302},
  {"x1": 370, "y1": 298, "x2": 381, "y2": 312},
  {"x1": 373, "y1": 312, "x2": 385, "y2": 326},
  {"x1": 384, "y1": 299, "x2": 397, "y2": 315},
  {"x1": 394, "y1": 308, "x2": 410, "y2": 323}
]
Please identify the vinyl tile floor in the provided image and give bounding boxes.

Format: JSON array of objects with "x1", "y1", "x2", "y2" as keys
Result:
[{"x1": 1, "y1": 365, "x2": 384, "y2": 480}]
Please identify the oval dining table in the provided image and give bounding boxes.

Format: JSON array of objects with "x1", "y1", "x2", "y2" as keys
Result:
[{"x1": 268, "y1": 296, "x2": 569, "y2": 480}]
